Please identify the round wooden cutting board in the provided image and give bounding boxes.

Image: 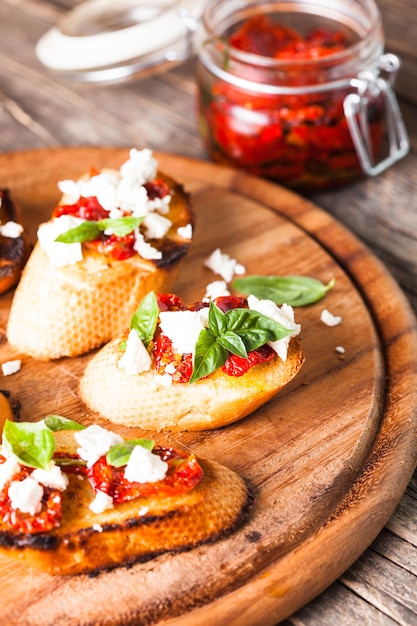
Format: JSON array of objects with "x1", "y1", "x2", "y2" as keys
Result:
[{"x1": 0, "y1": 147, "x2": 416, "y2": 626}]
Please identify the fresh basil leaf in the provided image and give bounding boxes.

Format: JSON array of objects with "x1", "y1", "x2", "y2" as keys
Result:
[
  {"x1": 2, "y1": 420, "x2": 55, "y2": 470},
  {"x1": 54, "y1": 457, "x2": 87, "y2": 467},
  {"x1": 106, "y1": 439, "x2": 155, "y2": 467},
  {"x1": 217, "y1": 331, "x2": 248, "y2": 358},
  {"x1": 207, "y1": 302, "x2": 228, "y2": 336},
  {"x1": 98, "y1": 216, "x2": 143, "y2": 237},
  {"x1": 44, "y1": 414, "x2": 86, "y2": 432},
  {"x1": 55, "y1": 221, "x2": 101, "y2": 243},
  {"x1": 190, "y1": 329, "x2": 228, "y2": 383},
  {"x1": 226, "y1": 308, "x2": 292, "y2": 351},
  {"x1": 233, "y1": 275, "x2": 335, "y2": 306},
  {"x1": 130, "y1": 291, "x2": 159, "y2": 346},
  {"x1": 54, "y1": 216, "x2": 144, "y2": 245}
]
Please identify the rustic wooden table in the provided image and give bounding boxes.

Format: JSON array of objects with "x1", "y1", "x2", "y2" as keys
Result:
[{"x1": 0, "y1": 1, "x2": 416, "y2": 625}]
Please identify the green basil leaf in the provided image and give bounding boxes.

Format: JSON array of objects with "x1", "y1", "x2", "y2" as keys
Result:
[
  {"x1": 54, "y1": 216, "x2": 144, "y2": 245},
  {"x1": 190, "y1": 329, "x2": 228, "y2": 383},
  {"x1": 106, "y1": 439, "x2": 155, "y2": 467},
  {"x1": 98, "y1": 216, "x2": 143, "y2": 237},
  {"x1": 130, "y1": 291, "x2": 159, "y2": 346},
  {"x1": 44, "y1": 414, "x2": 86, "y2": 432},
  {"x1": 217, "y1": 331, "x2": 248, "y2": 358},
  {"x1": 54, "y1": 457, "x2": 87, "y2": 467},
  {"x1": 207, "y1": 302, "x2": 228, "y2": 336},
  {"x1": 2, "y1": 420, "x2": 55, "y2": 470},
  {"x1": 55, "y1": 221, "x2": 101, "y2": 243},
  {"x1": 226, "y1": 308, "x2": 292, "y2": 351},
  {"x1": 233, "y1": 275, "x2": 335, "y2": 306}
]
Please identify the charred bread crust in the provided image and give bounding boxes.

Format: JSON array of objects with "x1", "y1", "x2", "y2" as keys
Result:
[
  {"x1": 0, "y1": 188, "x2": 29, "y2": 294},
  {"x1": 0, "y1": 458, "x2": 252, "y2": 576},
  {"x1": 6, "y1": 171, "x2": 193, "y2": 360},
  {"x1": 79, "y1": 336, "x2": 304, "y2": 432}
]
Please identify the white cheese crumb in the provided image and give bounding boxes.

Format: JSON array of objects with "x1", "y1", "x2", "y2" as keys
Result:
[
  {"x1": 203, "y1": 280, "x2": 230, "y2": 301},
  {"x1": 142, "y1": 213, "x2": 172, "y2": 239},
  {"x1": 120, "y1": 148, "x2": 158, "y2": 185},
  {"x1": 32, "y1": 463, "x2": 69, "y2": 491},
  {"x1": 0, "y1": 221, "x2": 23, "y2": 238},
  {"x1": 158, "y1": 308, "x2": 208, "y2": 355},
  {"x1": 2, "y1": 360, "x2": 21, "y2": 376},
  {"x1": 321, "y1": 309, "x2": 342, "y2": 327},
  {"x1": 133, "y1": 231, "x2": 162, "y2": 260},
  {"x1": 75, "y1": 425, "x2": 123, "y2": 468},
  {"x1": 335, "y1": 346, "x2": 345, "y2": 354},
  {"x1": 164, "y1": 362, "x2": 176, "y2": 375},
  {"x1": 89, "y1": 490, "x2": 114, "y2": 514},
  {"x1": 138, "y1": 506, "x2": 149, "y2": 516},
  {"x1": 37, "y1": 215, "x2": 84, "y2": 267},
  {"x1": 151, "y1": 373, "x2": 173, "y2": 389},
  {"x1": 204, "y1": 248, "x2": 246, "y2": 282},
  {"x1": 118, "y1": 329, "x2": 152, "y2": 376},
  {"x1": 177, "y1": 224, "x2": 192, "y2": 239},
  {"x1": 0, "y1": 456, "x2": 21, "y2": 491},
  {"x1": 247, "y1": 295, "x2": 301, "y2": 361},
  {"x1": 8, "y1": 476, "x2": 44, "y2": 515},
  {"x1": 92, "y1": 523, "x2": 104, "y2": 532},
  {"x1": 124, "y1": 445, "x2": 168, "y2": 484}
]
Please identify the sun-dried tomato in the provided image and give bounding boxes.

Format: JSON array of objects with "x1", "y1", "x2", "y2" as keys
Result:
[
  {"x1": 144, "y1": 178, "x2": 170, "y2": 200},
  {"x1": 0, "y1": 458, "x2": 62, "y2": 534},
  {"x1": 87, "y1": 448, "x2": 204, "y2": 503},
  {"x1": 222, "y1": 344, "x2": 275, "y2": 376}
]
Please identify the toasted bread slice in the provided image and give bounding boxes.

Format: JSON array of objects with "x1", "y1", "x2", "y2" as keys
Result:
[
  {"x1": 0, "y1": 188, "x2": 29, "y2": 294},
  {"x1": 6, "y1": 163, "x2": 193, "y2": 360},
  {"x1": 0, "y1": 423, "x2": 251, "y2": 576},
  {"x1": 80, "y1": 335, "x2": 303, "y2": 431}
]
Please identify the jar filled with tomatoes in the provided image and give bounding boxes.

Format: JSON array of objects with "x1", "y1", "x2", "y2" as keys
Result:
[{"x1": 196, "y1": 0, "x2": 409, "y2": 191}]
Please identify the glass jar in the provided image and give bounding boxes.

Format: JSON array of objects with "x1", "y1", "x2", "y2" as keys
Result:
[{"x1": 196, "y1": 0, "x2": 409, "y2": 191}]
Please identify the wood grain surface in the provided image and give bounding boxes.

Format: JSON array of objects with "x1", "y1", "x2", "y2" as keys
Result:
[{"x1": 0, "y1": 147, "x2": 416, "y2": 626}]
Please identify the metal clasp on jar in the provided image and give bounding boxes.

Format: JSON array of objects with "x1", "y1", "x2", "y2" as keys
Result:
[{"x1": 344, "y1": 54, "x2": 410, "y2": 176}]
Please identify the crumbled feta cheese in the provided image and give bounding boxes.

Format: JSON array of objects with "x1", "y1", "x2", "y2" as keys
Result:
[
  {"x1": 133, "y1": 231, "x2": 162, "y2": 260},
  {"x1": 75, "y1": 425, "x2": 123, "y2": 468},
  {"x1": 8, "y1": 476, "x2": 44, "y2": 515},
  {"x1": 37, "y1": 215, "x2": 84, "y2": 267},
  {"x1": 203, "y1": 280, "x2": 230, "y2": 301},
  {"x1": 89, "y1": 490, "x2": 114, "y2": 514},
  {"x1": 124, "y1": 445, "x2": 168, "y2": 484},
  {"x1": 321, "y1": 309, "x2": 342, "y2": 327},
  {"x1": 204, "y1": 248, "x2": 246, "y2": 282},
  {"x1": 147, "y1": 194, "x2": 171, "y2": 215},
  {"x1": 138, "y1": 506, "x2": 149, "y2": 516},
  {"x1": 0, "y1": 221, "x2": 23, "y2": 238},
  {"x1": 120, "y1": 148, "x2": 158, "y2": 185},
  {"x1": 0, "y1": 456, "x2": 21, "y2": 491},
  {"x1": 142, "y1": 213, "x2": 172, "y2": 239},
  {"x1": 335, "y1": 346, "x2": 345, "y2": 354},
  {"x1": 151, "y1": 373, "x2": 173, "y2": 388},
  {"x1": 32, "y1": 463, "x2": 69, "y2": 491},
  {"x1": 1, "y1": 359, "x2": 21, "y2": 376},
  {"x1": 158, "y1": 308, "x2": 208, "y2": 355},
  {"x1": 92, "y1": 523, "x2": 104, "y2": 532},
  {"x1": 118, "y1": 329, "x2": 152, "y2": 376},
  {"x1": 177, "y1": 224, "x2": 192, "y2": 239},
  {"x1": 164, "y1": 362, "x2": 176, "y2": 375},
  {"x1": 247, "y1": 295, "x2": 301, "y2": 361}
]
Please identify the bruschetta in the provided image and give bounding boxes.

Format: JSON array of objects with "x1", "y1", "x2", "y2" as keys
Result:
[
  {"x1": 79, "y1": 291, "x2": 304, "y2": 431},
  {"x1": 0, "y1": 188, "x2": 29, "y2": 294},
  {"x1": 0, "y1": 414, "x2": 251, "y2": 575},
  {"x1": 6, "y1": 149, "x2": 194, "y2": 360}
]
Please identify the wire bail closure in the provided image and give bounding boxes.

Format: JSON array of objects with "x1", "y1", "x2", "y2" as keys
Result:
[{"x1": 344, "y1": 54, "x2": 410, "y2": 177}]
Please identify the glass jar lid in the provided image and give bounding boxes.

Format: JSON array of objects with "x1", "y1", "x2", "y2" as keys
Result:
[{"x1": 35, "y1": 0, "x2": 207, "y2": 85}]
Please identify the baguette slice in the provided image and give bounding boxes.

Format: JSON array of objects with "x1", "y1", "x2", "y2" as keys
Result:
[
  {"x1": 6, "y1": 161, "x2": 193, "y2": 360},
  {"x1": 80, "y1": 334, "x2": 303, "y2": 432},
  {"x1": 0, "y1": 424, "x2": 251, "y2": 576}
]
